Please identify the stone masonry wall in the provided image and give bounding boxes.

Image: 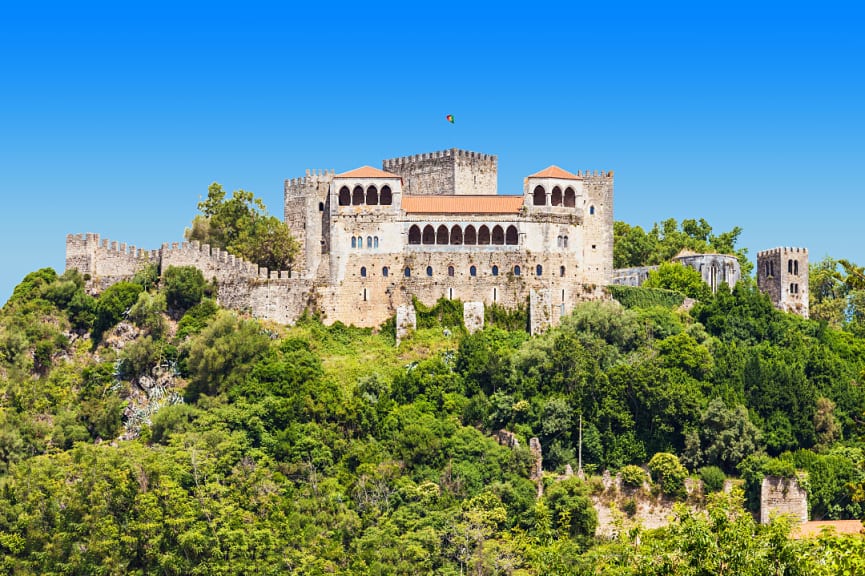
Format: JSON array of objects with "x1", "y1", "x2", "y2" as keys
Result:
[
  {"x1": 757, "y1": 247, "x2": 809, "y2": 318},
  {"x1": 760, "y1": 475, "x2": 808, "y2": 524},
  {"x1": 382, "y1": 149, "x2": 497, "y2": 196},
  {"x1": 66, "y1": 233, "x2": 160, "y2": 291}
]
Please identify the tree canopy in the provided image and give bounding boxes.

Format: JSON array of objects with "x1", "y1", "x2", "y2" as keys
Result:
[{"x1": 186, "y1": 182, "x2": 298, "y2": 272}]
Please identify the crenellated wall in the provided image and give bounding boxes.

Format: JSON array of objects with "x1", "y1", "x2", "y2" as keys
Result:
[
  {"x1": 757, "y1": 247, "x2": 809, "y2": 318},
  {"x1": 66, "y1": 233, "x2": 160, "y2": 290},
  {"x1": 383, "y1": 148, "x2": 498, "y2": 196}
]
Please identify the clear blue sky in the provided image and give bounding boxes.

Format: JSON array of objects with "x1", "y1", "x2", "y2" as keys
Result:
[{"x1": 1, "y1": 1, "x2": 863, "y2": 304}]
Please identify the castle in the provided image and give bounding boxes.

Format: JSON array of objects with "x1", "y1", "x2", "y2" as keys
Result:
[
  {"x1": 67, "y1": 149, "x2": 614, "y2": 333},
  {"x1": 65, "y1": 147, "x2": 807, "y2": 332}
]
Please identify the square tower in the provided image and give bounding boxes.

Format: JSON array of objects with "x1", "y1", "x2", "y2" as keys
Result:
[
  {"x1": 382, "y1": 148, "x2": 497, "y2": 196},
  {"x1": 757, "y1": 247, "x2": 809, "y2": 318}
]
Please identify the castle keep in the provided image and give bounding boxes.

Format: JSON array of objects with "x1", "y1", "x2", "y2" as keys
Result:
[{"x1": 67, "y1": 148, "x2": 614, "y2": 332}]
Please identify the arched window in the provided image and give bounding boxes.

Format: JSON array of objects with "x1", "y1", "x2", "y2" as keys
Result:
[
  {"x1": 357, "y1": 236, "x2": 363, "y2": 249},
  {"x1": 563, "y1": 236, "x2": 568, "y2": 248},
  {"x1": 339, "y1": 186, "x2": 350, "y2": 206},
  {"x1": 492, "y1": 225, "x2": 504, "y2": 245},
  {"x1": 506, "y1": 226, "x2": 518, "y2": 245},
  {"x1": 464, "y1": 225, "x2": 477, "y2": 245},
  {"x1": 589, "y1": 205, "x2": 595, "y2": 215},
  {"x1": 367, "y1": 236, "x2": 372, "y2": 248},
  {"x1": 450, "y1": 225, "x2": 463, "y2": 245},
  {"x1": 351, "y1": 237, "x2": 356, "y2": 248},
  {"x1": 319, "y1": 202, "x2": 324, "y2": 212},
  {"x1": 514, "y1": 265, "x2": 521, "y2": 276},
  {"x1": 436, "y1": 225, "x2": 449, "y2": 245},
  {"x1": 564, "y1": 187, "x2": 576, "y2": 207},
  {"x1": 470, "y1": 265, "x2": 477, "y2": 277},
  {"x1": 404, "y1": 267, "x2": 411, "y2": 278},
  {"x1": 557, "y1": 236, "x2": 562, "y2": 248},
  {"x1": 536, "y1": 264, "x2": 543, "y2": 276},
  {"x1": 551, "y1": 186, "x2": 562, "y2": 206},
  {"x1": 360, "y1": 266, "x2": 367, "y2": 277},
  {"x1": 409, "y1": 225, "x2": 421, "y2": 245},
  {"x1": 492, "y1": 265, "x2": 499, "y2": 276},
  {"x1": 366, "y1": 186, "x2": 378, "y2": 205},
  {"x1": 352, "y1": 185, "x2": 365, "y2": 205},
  {"x1": 533, "y1": 185, "x2": 546, "y2": 206},
  {"x1": 560, "y1": 266, "x2": 565, "y2": 277},
  {"x1": 770, "y1": 261, "x2": 775, "y2": 276},
  {"x1": 448, "y1": 265, "x2": 455, "y2": 277},
  {"x1": 788, "y1": 259, "x2": 793, "y2": 273},
  {"x1": 380, "y1": 185, "x2": 392, "y2": 205},
  {"x1": 794, "y1": 260, "x2": 799, "y2": 275},
  {"x1": 374, "y1": 236, "x2": 379, "y2": 248},
  {"x1": 382, "y1": 266, "x2": 389, "y2": 277},
  {"x1": 478, "y1": 225, "x2": 491, "y2": 245},
  {"x1": 426, "y1": 266, "x2": 433, "y2": 277},
  {"x1": 422, "y1": 225, "x2": 435, "y2": 245}
]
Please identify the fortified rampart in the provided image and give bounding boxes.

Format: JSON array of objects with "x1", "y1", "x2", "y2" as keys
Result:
[{"x1": 66, "y1": 234, "x2": 160, "y2": 290}]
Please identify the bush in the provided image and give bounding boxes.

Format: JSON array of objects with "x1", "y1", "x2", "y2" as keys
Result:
[
  {"x1": 700, "y1": 465, "x2": 726, "y2": 493},
  {"x1": 622, "y1": 497, "x2": 638, "y2": 517},
  {"x1": 648, "y1": 452, "x2": 688, "y2": 499},
  {"x1": 162, "y1": 266, "x2": 206, "y2": 314},
  {"x1": 620, "y1": 464, "x2": 649, "y2": 488},
  {"x1": 93, "y1": 282, "x2": 143, "y2": 338}
]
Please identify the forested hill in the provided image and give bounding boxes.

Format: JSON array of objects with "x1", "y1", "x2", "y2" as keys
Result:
[{"x1": 1, "y1": 257, "x2": 865, "y2": 573}]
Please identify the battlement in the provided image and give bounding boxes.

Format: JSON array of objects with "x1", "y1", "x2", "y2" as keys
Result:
[
  {"x1": 757, "y1": 247, "x2": 809, "y2": 257},
  {"x1": 284, "y1": 169, "x2": 335, "y2": 190},
  {"x1": 160, "y1": 240, "x2": 264, "y2": 283},
  {"x1": 382, "y1": 148, "x2": 496, "y2": 168},
  {"x1": 383, "y1": 148, "x2": 498, "y2": 196}
]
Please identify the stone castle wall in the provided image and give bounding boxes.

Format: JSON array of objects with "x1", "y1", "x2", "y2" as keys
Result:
[
  {"x1": 66, "y1": 233, "x2": 160, "y2": 290},
  {"x1": 382, "y1": 149, "x2": 497, "y2": 196}
]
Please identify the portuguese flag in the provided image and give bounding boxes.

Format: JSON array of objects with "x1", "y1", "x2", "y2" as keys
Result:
[{"x1": 446, "y1": 114, "x2": 454, "y2": 124}]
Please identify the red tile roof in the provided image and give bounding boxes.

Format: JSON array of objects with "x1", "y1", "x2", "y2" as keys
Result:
[
  {"x1": 402, "y1": 195, "x2": 524, "y2": 214},
  {"x1": 528, "y1": 166, "x2": 581, "y2": 180},
  {"x1": 335, "y1": 166, "x2": 401, "y2": 179},
  {"x1": 793, "y1": 520, "x2": 864, "y2": 539}
]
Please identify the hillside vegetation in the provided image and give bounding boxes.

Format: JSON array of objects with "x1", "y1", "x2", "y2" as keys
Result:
[{"x1": 1, "y1": 246, "x2": 865, "y2": 573}]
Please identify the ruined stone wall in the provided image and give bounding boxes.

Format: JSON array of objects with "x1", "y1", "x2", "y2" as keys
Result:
[
  {"x1": 66, "y1": 233, "x2": 160, "y2": 291},
  {"x1": 672, "y1": 253, "x2": 741, "y2": 292},
  {"x1": 610, "y1": 265, "x2": 657, "y2": 287},
  {"x1": 757, "y1": 247, "x2": 809, "y2": 318},
  {"x1": 760, "y1": 475, "x2": 808, "y2": 524},
  {"x1": 382, "y1": 149, "x2": 497, "y2": 196}
]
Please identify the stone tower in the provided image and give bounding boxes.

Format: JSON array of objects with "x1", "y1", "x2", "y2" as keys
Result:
[
  {"x1": 757, "y1": 247, "x2": 809, "y2": 318},
  {"x1": 284, "y1": 169, "x2": 334, "y2": 280},
  {"x1": 382, "y1": 148, "x2": 497, "y2": 196}
]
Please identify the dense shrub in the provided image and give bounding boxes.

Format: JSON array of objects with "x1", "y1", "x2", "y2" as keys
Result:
[
  {"x1": 93, "y1": 282, "x2": 143, "y2": 338},
  {"x1": 699, "y1": 465, "x2": 726, "y2": 493},
  {"x1": 648, "y1": 452, "x2": 688, "y2": 499},
  {"x1": 620, "y1": 464, "x2": 649, "y2": 488},
  {"x1": 163, "y1": 266, "x2": 206, "y2": 314}
]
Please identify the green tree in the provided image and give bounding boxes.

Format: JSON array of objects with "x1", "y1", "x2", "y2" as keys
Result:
[
  {"x1": 162, "y1": 265, "x2": 206, "y2": 314},
  {"x1": 93, "y1": 281, "x2": 143, "y2": 338},
  {"x1": 643, "y1": 262, "x2": 712, "y2": 300},
  {"x1": 186, "y1": 182, "x2": 298, "y2": 271}
]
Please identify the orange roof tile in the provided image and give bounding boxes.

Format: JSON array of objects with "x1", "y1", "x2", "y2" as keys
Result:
[
  {"x1": 335, "y1": 165, "x2": 401, "y2": 179},
  {"x1": 528, "y1": 166, "x2": 581, "y2": 180},
  {"x1": 402, "y1": 195, "x2": 524, "y2": 214},
  {"x1": 793, "y1": 520, "x2": 864, "y2": 539}
]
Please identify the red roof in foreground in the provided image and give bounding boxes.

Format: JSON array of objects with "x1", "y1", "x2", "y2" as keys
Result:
[
  {"x1": 792, "y1": 520, "x2": 864, "y2": 539},
  {"x1": 335, "y1": 166, "x2": 401, "y2": 179},
  {"x1": 528, "y1": 166, "x2": 581, "y2": 180},
  {"x1": 402, "y1": 195, "x2": 524, "y2": 214}
]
